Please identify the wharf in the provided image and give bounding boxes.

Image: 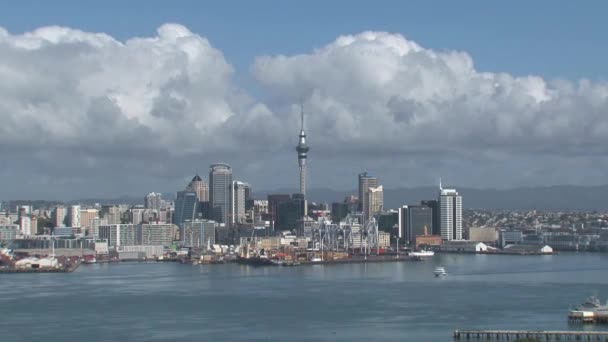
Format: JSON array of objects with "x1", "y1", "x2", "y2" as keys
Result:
[
  {"x1": 454, "y1": 329, "x2": 608, "y2": 341},
  {"x1": 298, "y1": 255, "x2": 422, "y2": 265},
  {"x1": 0, "y1": 262, "x2": 80, "y2": 274}
]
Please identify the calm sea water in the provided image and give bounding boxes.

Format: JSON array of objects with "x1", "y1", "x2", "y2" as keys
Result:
[{"x1": 2, "y1": 253, "x2": 608, "y2": 341}]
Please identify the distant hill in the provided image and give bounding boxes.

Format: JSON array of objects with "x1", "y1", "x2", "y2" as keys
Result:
[{"x1": 256, "y1": 185, "x2": 608, "y2": 211}]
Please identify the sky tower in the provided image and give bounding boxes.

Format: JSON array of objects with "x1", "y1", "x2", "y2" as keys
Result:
[{"x1": 296, "y1": 106, "x2": 309, "y2": 197}]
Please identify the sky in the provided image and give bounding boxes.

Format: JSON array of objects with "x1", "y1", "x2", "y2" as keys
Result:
[{"x1": 1, "y1": 1, "x2": 608, "y2": 200}]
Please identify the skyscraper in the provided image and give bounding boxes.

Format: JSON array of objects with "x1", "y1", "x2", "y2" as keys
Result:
[
  {"x1": 186, "y1": 175, "x2": 209, "y2": 202},
  {"x1": 209, "y1": 163, "x2": 232, "y2": 224},
  {"x1": 173, "y1": 191, "x2": 197, "y2": 228},
  {"x1": 439, "y1": 181, "x2": 463, "y2": 241},
  {"x1": 231, "y1": 181, "x2": 250, "y2": 224},
  {"x1": 358, "y1": 172, "x2": 378, "y2": 214},
  {"x1": 68, "y1": 205, "x2": 81, "y2": 227},
  {"x1": 53, "y1": 206, "x2": 67, "y2": 228},
  {"x1": 145, "y1": 192, "x2": 162, "y2": 211}
]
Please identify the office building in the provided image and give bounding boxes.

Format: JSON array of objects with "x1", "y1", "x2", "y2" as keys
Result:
[
  {"x1": 19, "y1": 216, "x2": 32, "y2": 236},
  {"x1": 209, "y1": 163, "x2": 232, "y2": 224},
  {"x1": 439, "y1": 181, "x2": 463, "y2": 241},
  {"x1": 130, "y1": 207, "x2": 146, "y2": 225},
  {"x1": 408, "y1": 205, "x2": 434, "y2": 246},
  {"x1": 145, "y1": 192, "x2": 162, "y2": 211},
  {"x1": 358, "y1": 172, "x2": 378, "y2": 214},
  {"x1": 186, "y1": 175, "x2": 209, "y2": 202},
  {"x1": 173, "y1": 191, "x2": 198, "y2": 228},
  {"x1": 90, "y1": 218, "x2": 108, "y2": 237}
]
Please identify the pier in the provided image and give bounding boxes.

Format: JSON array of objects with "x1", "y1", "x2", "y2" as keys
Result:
[{"x1": 454, "y1": 330, "x2": 608, "y2": 341}]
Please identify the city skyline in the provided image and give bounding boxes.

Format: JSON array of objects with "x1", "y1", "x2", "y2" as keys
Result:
[{"x1": 2, "y1": 2, "x2": 608, "y2": 200}]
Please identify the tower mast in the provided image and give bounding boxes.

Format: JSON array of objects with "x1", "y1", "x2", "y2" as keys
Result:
[{"x1": 296, "y1": 104, "x2": 310, "y2": 217}]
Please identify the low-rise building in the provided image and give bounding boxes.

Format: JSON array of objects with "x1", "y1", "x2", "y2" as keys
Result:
[
  {"x1": 469, "y1": 227, "x2": 498, "y2": 244},
  {"x1": 440, "y1": 241, "x2": 488, "y2": 253}
]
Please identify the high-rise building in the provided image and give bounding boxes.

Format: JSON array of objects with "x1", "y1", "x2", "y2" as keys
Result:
[
  {"x1": 358, "y1": 172, "x2": 378, "y2": 214},
  {"x1": 145, "y1": 192, "x2": 162, "y2": 211},
  {"x1": 209, "y1": 163, "x2": 232, "y2": 224},
  {"x1": 367, "y1": 185, "x2": 384, "y2": 218},
  {"x1": 173, "y1": 191, "x2": 197, "y2": 228},
  {"x1": 54, "y1": 206, "x2": 68, "y2": 227},
  {"x1": 231, "y1": 181, "x2": 250, "y2": 224},
  {"x1": 439, "y1": 181, "x2": 463, "y2": 241},
  {"x1": 398, "y1": 206, "x2": 408, "y2": 242},
  {"x1": 68, "y1": 205, "x2": 81, "y2": 227},
  {"x1": 186, "y1": 175, "x2": 209, "y2": 202},
  {"x1": 90, "y1": 218, "x2": 108, "y2": 237},
  {"x1": 182, "y1": 220, "x2": 217, "y2": 248},
  {"x1": 408, "y1": 205, "x2": 434, "y2": 246},
  {"x1": 98, "y1": 224, "x2": 141, "y2": 247}
]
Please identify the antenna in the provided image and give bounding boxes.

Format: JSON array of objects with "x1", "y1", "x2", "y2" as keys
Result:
[{"x1": 300, "y1": 102, "x2": 304, "y2": 131}]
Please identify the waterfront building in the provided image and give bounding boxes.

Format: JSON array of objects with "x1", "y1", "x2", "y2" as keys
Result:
[
  {"x1": 358, "y1": 172, "x2": 378, "y2": 214},
  {"x1": 68, "y1": 205, "x2": 81, "y2": 227},
  {"x1": 421, "y1": 200, "x2": 440, "y2": 236},
  {"x1": 231, "y1": 181, "x2": 250, "y2": 224},
  {"x1": 440, "y1": 241, "x2": 487, "y2": 252},
  {"x1": 0, "y1": 224, "x2": 18, "y2": 241},
  {"x1": 173, "y1": 191, "x2": 198, "y2": 228},
  {"x1": 407, "y1": 205, "x2": 434, "y2": 246},
  {"x1": 182, "y1": 220, "x2": 217, "y2": 248},
  {"x1": 53, "y1": 226, "x2": 74, "y2": 238},
  {"x1": 145, "y1": 192, "x2": 162, "y2": 211},
  {"x1": 209, "y1": 163, "x2": 232, "y2": 224},
  {"x1": 53, "y1": 206, "x2": 68, "y2": 227},
  {"x1": 439, "y1": 181, "x2": 463, "y2": 241},
  {"x1": 98, "y1": 224, "x2": 141, "y2": 247},
  {"x1": 499, "y1": 230, "x2": 523, "y2": 248},
  {"x1": 379, "y1": 231, "x2": 391, "y2": 248},
  {"x1": 469, "y1": 227, "x2": 498, "y2": 244},
  {"x1": 140, "y1": 223, "x2": 176, "y2": 247}
]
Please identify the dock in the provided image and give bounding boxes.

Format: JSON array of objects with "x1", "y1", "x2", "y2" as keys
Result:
[{"x1": 454, "y1": 329, "x2": 608, "y2": 341}]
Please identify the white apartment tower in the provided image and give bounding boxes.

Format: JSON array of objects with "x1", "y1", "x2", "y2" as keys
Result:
[{"x1": 439, "y1": 180, "x2": 463, "y2": 241}]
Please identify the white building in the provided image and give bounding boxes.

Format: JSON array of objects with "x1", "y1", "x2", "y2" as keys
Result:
[
  {"x1": 20, "y1": 216, "x2": 32, "y2": 236},
  {"x1": 54, "y1": 206, "x2": 68, "y2": 227},
  {"x1": 231, "y1": 181, "x2": 250, "y2": 224},
  {"x1": 439, "y1": 181, "x2": 462, "y2": 241},
  {"x1": 69, "y1": 205, "x2": 81, "y2": 227},
  {"x1": 367, "y1": 185, "x2": 384, "y2": 218},
  {"x1": 98, "y1": 224, "x2": 140, "y2": 247},
  {"x1": 140, "y1": 223, "x2": 176, "y2": 247}
]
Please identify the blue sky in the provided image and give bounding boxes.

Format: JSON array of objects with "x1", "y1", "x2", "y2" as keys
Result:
[{"x1": 1, "y1": 1, "x2": 606, "y2": 80}]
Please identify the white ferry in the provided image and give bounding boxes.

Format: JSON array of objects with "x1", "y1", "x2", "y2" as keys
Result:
[
  {"x1": 409, "y1": 250, "x2": 435, "y2": 257},
  {"x1": 434, "y1": 266, "x2": 447, "y2": 277}
]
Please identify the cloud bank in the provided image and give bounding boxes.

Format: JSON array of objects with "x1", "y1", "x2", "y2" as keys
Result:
[{"x1": 0, "y1": 25, "x2": 607, "y2": 199}]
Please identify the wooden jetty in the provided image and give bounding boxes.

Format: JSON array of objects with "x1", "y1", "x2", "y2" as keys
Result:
[{"x1": 454, "y1": 329, "x2": 608, "y2": 341}]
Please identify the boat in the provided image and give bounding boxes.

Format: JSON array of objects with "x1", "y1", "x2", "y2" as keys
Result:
[
  {"x1": 236, "y1": 255, "x2": 274, "y2": 266},
  {"x1": 310, "y1": 257, "x2": 322, "y2": 263},
  {"x1": 409, "y1": 250, "x2": 435, "y2": 257},
  {"x1": 434, "y1": 266, "x2": 447, "y2": 277},
  {"x1": 568, "y1": 296, "x2": 608, "y2": 323}
]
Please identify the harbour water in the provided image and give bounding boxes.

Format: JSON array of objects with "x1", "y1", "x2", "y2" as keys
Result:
[{"x1": 2, "y1": 253, "x2": 608, "y2": 341}]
